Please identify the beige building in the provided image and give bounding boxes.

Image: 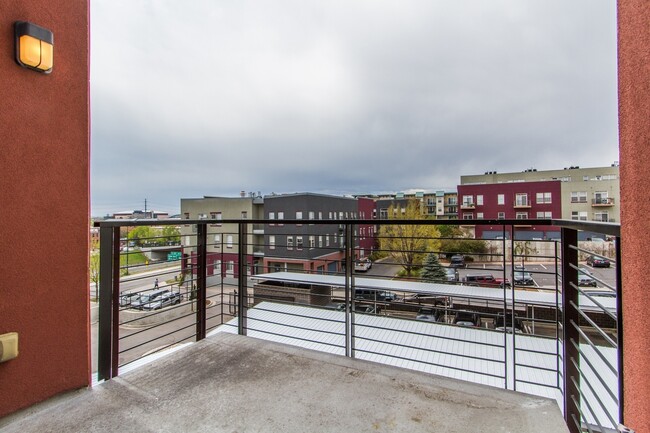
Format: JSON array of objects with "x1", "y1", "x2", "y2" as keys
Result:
[
  {"x1": 180, "y1": 195, "x2": 265, "y2": 277},
  {"x1": 461, "y1": 165, "x2": 620, "y2": 223}
]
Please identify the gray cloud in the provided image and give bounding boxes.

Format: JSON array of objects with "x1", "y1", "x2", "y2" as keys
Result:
[{"x1": 90, "y1": 0, "x2": 618, "y2": 215}]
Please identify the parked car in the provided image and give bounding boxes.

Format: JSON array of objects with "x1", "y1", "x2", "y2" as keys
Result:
[
  {"x1": 513, "y1": 270, "x2": 534, "y2": 286},
  {"x1": 586, "y1": 255, "x2": 611, "y2": 268},
  {"x1": 332, "y1": 303, "x2": 378, "y2": 314},
  {"x1": 449, "y1": 255, "x2": 466, "y2": 268},
  {"x1": 494, "y1": 313, "x2": 525, "y2": 333},
  {"x1": 131, "y1": 289, "x2": 181, "y2": 310},
  {"x1": 354, "y1": 289, "x2": 398, "y2": 302},
  {"x1": 445, "y1": 267, "x2": 460, "y2": 282},
  {"x1": 578, "y1": 269, "x2": 598, "y2": 287},
  {"x1": 464, "y1": 274, "x2": 511, "y2": 288},
  {"x1": 354, "y1": 257, "x2": 372, "y2": 272},
  {"x1": 403, "y1": 292, "x2": 450, "y2": 306},
  {"x1": 119, "y1": 292, "x2": 141, "y2": 307},
  {"x1": 416, "y1": 307, "x2": 443, "y2": 322},
  {"x1": 453, "y1": 311, "x2": 481, "y2": 327}
]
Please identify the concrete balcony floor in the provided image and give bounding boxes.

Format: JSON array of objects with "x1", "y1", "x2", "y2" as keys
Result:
[{"x1": 0, "y1": 333, "x2": 568, "y2": 433}]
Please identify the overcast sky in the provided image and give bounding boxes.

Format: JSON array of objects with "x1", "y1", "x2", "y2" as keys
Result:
[{"x1": 90, "y1": 0, "x2": 618, "y2": 216}]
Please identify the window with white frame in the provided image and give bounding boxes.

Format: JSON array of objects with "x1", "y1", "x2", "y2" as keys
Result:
[
  {"x1": 277, "y1": 211, "x2": 284, "y2": 225},
  {"x1": 226, "y1": 235, "x2": 233, "y2": 248},
  {"x1": 476, "y1": 195, "x2": 483, "y2": 206},
  {"x1": 287, "y1": 236, "x2": 294, "y2": 250},
  {"x1": 326, "y1": 235, "x2": 330, "y2": 247},
  {"x1": 309, "y1": 211, "x2": 315, "y2": 220},
  {"x1": 269, "y1": 235, "x2": 275, "y2": 250},
  {"x1": 214, "y1": 234, "x2": 221, "y2": 247},
  {"x1": 241, "y1": 211, "x2": 247, "y2": 219},
  {"x1": 198, "y1": 213, "x2": 208, "y2": 220},
  {"x1": 295, "y1": 211, "x2": 302, "y2": 225},
  {"x1": 516, "y1": 212, "x2": 528, "y2": 219},
  {"x1": 571, "y1": 211, "x2": 588, "y2": 221},
  {"x1": 497, "y1": 212, "x2": 505, "y2": 219},
  {"x1": 318, "y1": 236, "x2": 323, "y2": 248},
  {"x1": 463, "y1": 213, "x2": 473, "y2": 220},
  {"x1": 571, "y1": 191, "x2": 587, "y2": 203},
  {"x1": 318, "y1": 211, "x2": 322, "y2": 220},
  {"x1": 309, "y1": 236, "x2": 315, "y2": 249},
  {"x1": 536, "y1": 211, "x2": 552, "y2": 219},
  {"x1": 593, "y1": 211, "x2": 609, "y2": 222},
  {"x1": 515, "y1": 193, "x2": 529, "y2": 206},
  {"x1": 536, "y1": 192, "x2": 552, "y2": 204},
  {"x1": 476, "y1": 212, "x2": 484, "y2": 219},
  {"x1": 497, "y1": 194, "x2": 505, "y2": 205},
  {"x1": 462, "y1": 195, "x2": 474, "y2": 206},
  {"x1": 227, "y1": 261, "x2": 234, "y2": 272},
  {"x1": 212, "y1": 212, "x2": 222, "y2": 226},
  {"x1": 296, "y1": 236, "x2": 303, "y2": 250}
]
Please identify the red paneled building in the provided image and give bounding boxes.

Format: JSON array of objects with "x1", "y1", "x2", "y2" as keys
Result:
[{"x1": 457, "y1": 180, "x2": 562, "y2": 240}]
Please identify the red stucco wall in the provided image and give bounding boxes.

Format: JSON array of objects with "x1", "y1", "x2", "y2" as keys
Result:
[
  {"x1": 618, "y1": 0, "x2": 650, "y2": 431},
  {"x1": 0, "y1": 0, "x2": 90, "y2": 417}
]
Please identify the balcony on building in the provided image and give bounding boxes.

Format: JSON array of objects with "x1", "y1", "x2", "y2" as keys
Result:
[{"x1": 592, "y1": 197, "x2": 615, "y2": 207}]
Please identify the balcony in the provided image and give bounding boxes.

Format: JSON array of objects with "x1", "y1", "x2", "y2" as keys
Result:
[
  {"x1": 57, "y1": 218, "x2": 625, "y2": 433},
  {"x1": 460, "y1": 202, "x2": 475, "y2": 210},
  {"x1": 513, "y1": 200, "x2": 531, "y2": 209},
  {"x1": 592, "y1": 198, "x2": 615, "y2": 207}
]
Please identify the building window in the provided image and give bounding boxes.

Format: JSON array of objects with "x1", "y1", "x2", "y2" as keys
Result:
[
  {"x1": 227, "y1": 261, "x2": 234, "y2": 272},
  {"x1": 516, "y1": 212, "x2": 528, "y2": 219},
  {"x1": 211, "y1": 212, "x2": 222, "y2": 226},
  {"x1": 462, "y1": 195, "x2": 474, "y2": 206},
  {"x1": 594, "y1": 211, "x2": 609, "y2": 222},
  {"x1": 497, "y1": 212, "x2": 505, "y2": 220},
  {"x1": 287, "y1": 236, "x2": 293, "y2": 250},
  {"x1": 277, "y1": 212, "x2": 284, "y2": 226},
  {"x1": 536, "y1": 211, "x2": 552, "y2": 219},
  {"x1": 296, "y1": 236, "x2": 304, "y2": 250},
  {"x1": 476, "y1": 195, "x2": 483, "y2": 206},
  {"x1": 476, "y1": 212, "x2": 484, "y2": 219},
  {"x1": 326, "y1": 235, "x2": 330, "y2": 247},
  {"x1": 269, "y1": 235, "x2": 275, "y2": 250},
  {"x1": 214, "y1": 234, "x2": 221, "y2": 247},
  {"x1": 380, "y1": 208, "x2": 388, "y2": 219},
  {"x1": 594, "y1": 191, "x2": 609, "y2": 204},
  {"x1": 309, "y1": 236, "x2": 315, "y2": 249},
  {"x1": 268, "y1": 212, "x2": 275, "y2": 225},
  {"x1": 318, "y1": 236, "x2": 323, "y2": 248},
  {"x1": 515, "y1": 193, "x2": 529, "y2": 207},
  {"x1": 463, "y1": 213, "x2": 473, "y2": 220},
  {"x1": 318, "y1": 211, "x2": 323, "y2": 220},
  {"x1": 226, "y1": 235, "x2": 233, "y2": 248},
  {"x1": 536, "y1": 192, "x2": 552, "y2": 204},
  {"x1": 571, "y1": 211, "x2": 588, "y2": 221},
  {"x1": 296, "y1": 211, "x2": 302, "y2": 225},
  {"x1": 571, "y1": 191, "x2": 587, "y2": 203},
  {"x1": 497, "y1": 194, "x2": 505, "y2": 205},
  {"x1": 241, "y1": 211, "x2": 247, "y2": 219},
  {"x1": 184, "y1": 212, "x2": 190, "y2": 220},
  {"x1": 198, "y1": 213, "x2": 208, "y2": 220}
]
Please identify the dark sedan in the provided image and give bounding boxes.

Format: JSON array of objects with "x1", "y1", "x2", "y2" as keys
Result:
[{"x1": 586, "y1": 255, "x2": 611, "y2": 268}]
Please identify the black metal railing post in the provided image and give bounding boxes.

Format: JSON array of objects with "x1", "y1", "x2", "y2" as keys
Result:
[
  {"x1": 561, "y1": 227, "x2": 581, "y2": 433},
  {"x1": 615, "y1": 236, "x2": 624, "y2": 425},
  {"x1": 237, "y1": 222, "x2": 248, "y2": 336},
  {"x1": 196, "y1": 223, "x2": 207, "y2": 341},
  {"x1": 98, "y1": 225, "x2": 119, "y2": 381},
  {"x1": 345, "y1": 223, "x2": 355, "y2": 358}
]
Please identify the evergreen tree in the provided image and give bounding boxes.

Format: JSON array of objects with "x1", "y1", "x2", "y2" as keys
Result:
[{"x1": 421, "y1": 253, "x2": 447, "y2": 283}]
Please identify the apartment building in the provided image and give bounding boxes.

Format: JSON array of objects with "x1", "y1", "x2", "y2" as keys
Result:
[
  {"x1": 371, "y1": 190, "x2": 458, "y2": 220},
  {"x1": 180, "y1": 195, "x2": 264, "y2": 277},
  {"x1": 460, "y1": 165, "x2": 620, "y2": 223},
  {"x1": 457, "y1": 180, "x2": 562, "y2": 239},
  {"x1": 263, "y1": 193, "x2": 367, "y2": 274}
]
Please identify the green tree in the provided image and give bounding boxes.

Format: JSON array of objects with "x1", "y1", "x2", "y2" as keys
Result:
[
  {"x1": 439, "y1": 225, "x2": 488, "y2": 258},
  {"x1": 421, "y1": 253, "x2": 447, "y2": 283},
  {"x1": 89, "y1": 237, "x2": 100, "y2": 300},
  {"x1": 162, "y1": 225, "x2": 181, "y2": 245},
  {"x1": 379, "y1": 200, "x2": 440, "y2": 276},
  {"x1": 127, "y1": 225, "x2": 155, "y2": 246}
]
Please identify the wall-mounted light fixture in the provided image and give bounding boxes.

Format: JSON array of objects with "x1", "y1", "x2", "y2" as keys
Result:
[{"x1": 15, "y1": 21, "x2": 53, "y2": 74}]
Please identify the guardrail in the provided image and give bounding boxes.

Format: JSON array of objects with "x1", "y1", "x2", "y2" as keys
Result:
[{"x1": 95, "y1": 218, "x2": 623, "y2": 432}]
